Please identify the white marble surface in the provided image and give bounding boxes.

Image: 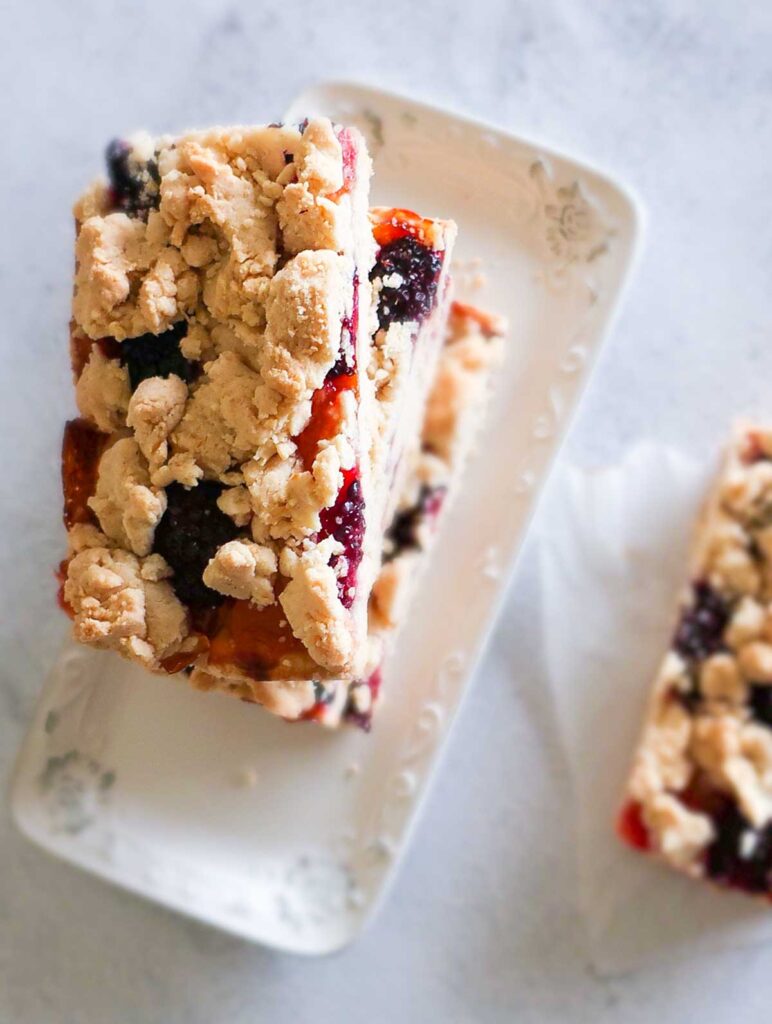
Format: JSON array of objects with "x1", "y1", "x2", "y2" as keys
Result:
[{"x1": 2, "y1": 1, "x2": 772, "y2": 1021}]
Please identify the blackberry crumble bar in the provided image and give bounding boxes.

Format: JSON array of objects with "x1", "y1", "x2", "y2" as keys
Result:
[
  {"x1": 60, "y1": 133, "x2": 462, "y2": 701},
  {"x1": 619, "y1": 425, "x2": 772, "y2": 897},
  {"x1": 62, "y1": 119, "x2": 382, "y2": 683}
]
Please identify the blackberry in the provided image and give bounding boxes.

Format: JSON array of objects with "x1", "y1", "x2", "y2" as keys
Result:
[
  {"x1": 705, "y1": 801, "x2": 772, "y2": 894},
  {"x1": 119, "y1": 323, "x2": 196, "y2": 391},
  {"x1": 153, "y1": 482, "x2": 239, "y2": 609},
  {"x1": 749, "y1": 684, "x2": 772, "y2": 727},
  {"x1": 325, "y1": 347, "x2": 354, "y2": 381},
  {"x1": 384, "y1": 485, "x2": 446, "y2": 561},
  {"x1": 672, "y1": 581, "x2": 729, "y2": 663},
  {"x1": 106, "y1": 138, "x2": 160, "y2": 219},
  {"x1": 371, "y1": 237, "x2": 442, "y2": 329}
]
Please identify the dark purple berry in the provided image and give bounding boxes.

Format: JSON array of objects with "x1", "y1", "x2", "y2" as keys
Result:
[
  {"x1": 106, "y1": 139, "x2": 160, "y2": 220},
  {"x1": 319, "y1": 471, "x2": 365, "y2": 609},
  {"x1": 343, "y1": 670, "x2": 381, "y2": 732},
  {"x1": 326, "y1": 347, "x2": 354, "y2": 381},
  {"x1": 325, "y1": 274, "x2": 359, "y2": 381},
  {"x1": 749, "y1": 684, "x2": 772, "y2": 727},
  {"x1": 672, "y1": 682, "x2": 702, "y2": 714},
  {"x1": 119, "y1": 322, "x2": 196, "y2": 391},
  {"x1": 153, "y1": 482, "x2": 239, "y2": 609},
  {"x1": 384, "y1": 484, "x2": 446, "y2": 561},
  {"x1": 343, "y1": 702, "x2": 372, "y2": 733},
  {"x1": 371, "y1": 237, "x2": 442, "y2": 329},
  {"x1": 705, "y1": 801, "x2": 772, "y2": 894},
  {"x1": 673, "y1": 581, "x2": 729, "y2": 663},
  {"x1": 312, "y1": 680, "x2": 337, "y2": 706}
]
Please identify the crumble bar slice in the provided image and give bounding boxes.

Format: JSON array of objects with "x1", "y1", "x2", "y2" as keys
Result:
[
  {"x1": 62, "y1": 119, "x2": 384, "y2": 682},
  {"x1": 619, "y1": 424, "x2": 772, "y2": 898}
]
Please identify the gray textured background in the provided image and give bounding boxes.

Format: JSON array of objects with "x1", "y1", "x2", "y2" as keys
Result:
[{"x1": 2, "y1": 1, "x2": 772, "y2": 1021}]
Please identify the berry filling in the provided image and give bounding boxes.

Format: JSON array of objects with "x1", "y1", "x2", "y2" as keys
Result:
[
  {"x1": 705, "y1": 800, "x2": 772, "y2": 894},
  {"x1": 616, "y1": 799, "x2": 651, "y2": 851},
  {"x1": 106, "y1": 138, "x2": 160, "y2": 220},
  {"x1": 749, "y1": 684, "x2": 772, "y2": 727},
  {"x1": 450, "y1": 300, "x2": 501, "y2": 339},
  {"x1": 371, "y1": 236, "x2": 443, "y2": 330},
  {"x1": 384, "y1": 484, "x2": 447, "y2": 561},
  {"x1": 297, "y1": 681, "x2": 340, "y2": 724},
  {"x1": 69, "y1": 333, "x2": 121, "y2": 378},
  {"x1": 61, "y1": 418, "x2": 109, "y2": 529},
  {"x1": 119, "y1": 322, "x2": 196, "y2": 391},
  {"x1": 56, "y1": 559, "x2": 73, "y2": 617},
  {"x1": 328, "y1": 127, "x2": 357, "y2": 202},
  {"x1": 741, "y1": 430, "x2": 772, "y2": 465},
  {"x1": 318, "y1": 468, "x2": 365, "y2": 609},
  {"x1": 159, "y1": 634, "x2": 210, "y2": 675},
  {"x1": 672, "y1": 581, "x2": 729, "y2": 663},
  {"x1": 343, "y1": 668, "x2": 383, "y2": 732},
  {"x1": 293, "y1": 373, "x2": 357, "y2": 471},
  {"x1": 204, "y1": 598, "x2": 312, "y2": 678},
  {"x1": 372, "y1": 208, "x2": 440, "y2": 250},
  {"x1": 152, "y1": 481, "x2": 239, "y2": 609}
]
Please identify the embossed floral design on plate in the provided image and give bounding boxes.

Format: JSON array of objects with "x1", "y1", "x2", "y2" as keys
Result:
[{"x1": 9, "y1": 81, "x2": 643, "y2": 955}]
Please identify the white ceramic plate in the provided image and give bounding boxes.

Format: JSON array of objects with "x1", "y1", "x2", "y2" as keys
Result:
[{"x1": 9, "y1": 81, "x2": 643, "y2": 954}]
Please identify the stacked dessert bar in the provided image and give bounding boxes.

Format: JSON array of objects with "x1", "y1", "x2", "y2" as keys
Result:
[
  {"x1": 620, "y1": 424, "x2": 772, "y2": 897},
  {"x1": 60, "y1": 119, "x2": 504, "y2": 728}
]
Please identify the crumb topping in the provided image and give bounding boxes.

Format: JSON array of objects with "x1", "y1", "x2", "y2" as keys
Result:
[
  {"x1": 88, "y1": 438, "x2": 166, "y2": 556},
  {"x1": 64, "y1": 119, "x2": 377, "y2": 679},
  {"x1": 64, "y1": 545, "x2": 188, "y2": 666},
  {"x1": 202, "y1": 539, "x2": 277, "y2": 606},
  {"x1": 127, "y1": 374, "x2": 188, "y2": 475},
  {"x1": 76, "y1": 346, "x2": 131, "y2": 432}
]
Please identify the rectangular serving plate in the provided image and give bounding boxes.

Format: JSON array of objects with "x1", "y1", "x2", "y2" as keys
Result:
[{"x1": 9, "y1": 81, "x2": 643, "y2": 954}]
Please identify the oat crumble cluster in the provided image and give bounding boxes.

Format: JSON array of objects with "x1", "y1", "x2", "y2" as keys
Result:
[
  {"x1": 620, "y1": 425, "x2": 772, "y2": 895},
  {"x1": 60, "y1": 118, "x2": 489, "y2": 727}
]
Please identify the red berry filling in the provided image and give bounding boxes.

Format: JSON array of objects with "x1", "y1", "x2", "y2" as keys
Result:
[
  {"x1": 617, "y1": 800, "x2": 650, "y2": 851},
  {"x1": 328, "y1": 127, "x2": 357, "y2": 202},
  {"x1": 741, "y1": 430, "x2": 772, "y2": 465},
  {"x1": 372, "y1": 208, "x2": 439, "y2": 249},
  {"x1": 203, "y1": 597, "x2": 314, "y2": 680},
  {"x1": 343, "y1": 667, "x2": 383, "y2": 732},
  {"x1": 293, "y1": 372, "x2": 357, "y2": 471},
  {"x1": 61, "y1": 419, "x2": 109, "y2": 529},
  {"x1": 69, "y1": 332, "x2": 121, "y2": 378}
]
